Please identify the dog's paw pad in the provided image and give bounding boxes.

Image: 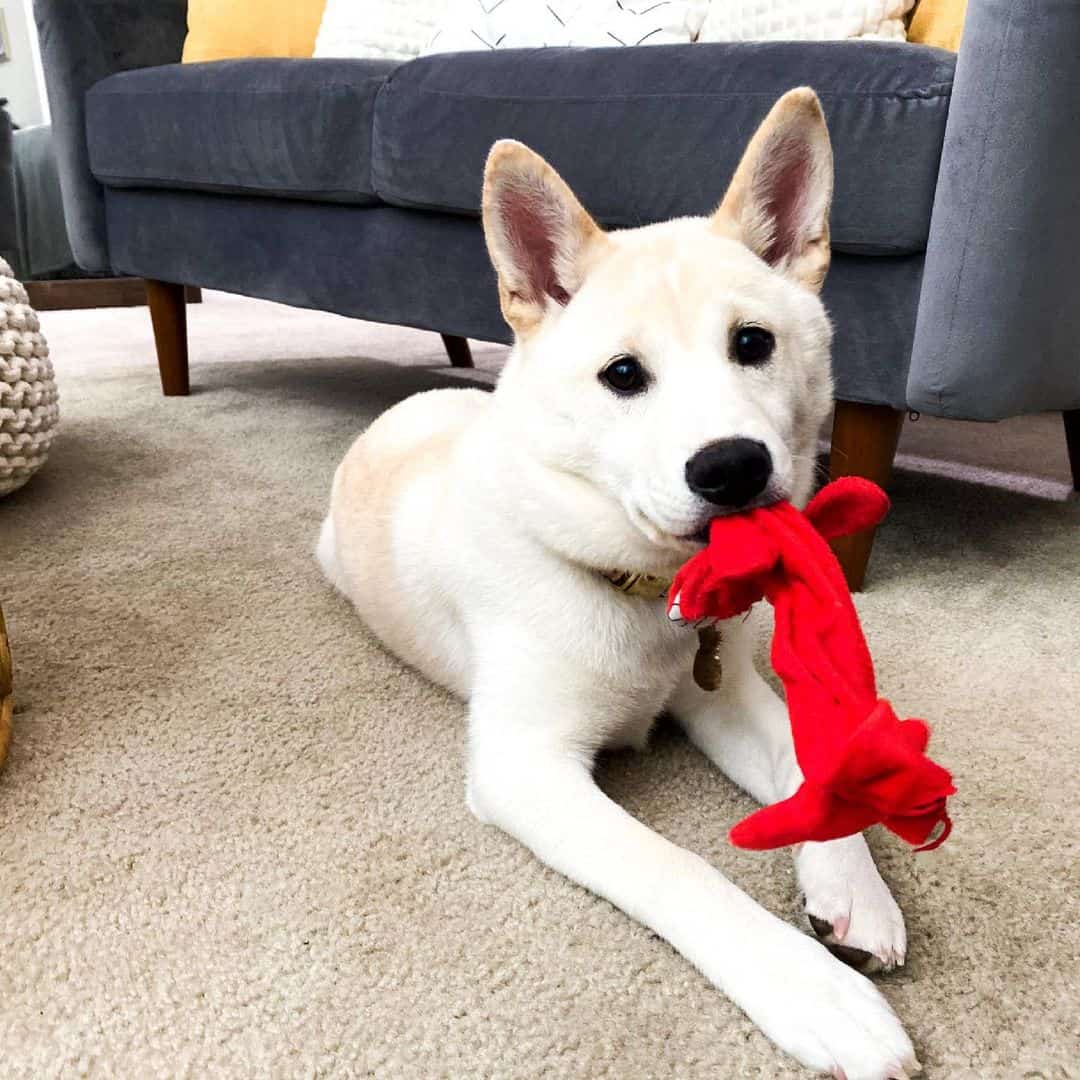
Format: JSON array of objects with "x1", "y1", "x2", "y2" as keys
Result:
[
  {"x1": 797, "y1": 839, "x2": 907, "y2": 974},
  {"x1": 809, "y1": 913, "x2": 884, "y2": 974}
]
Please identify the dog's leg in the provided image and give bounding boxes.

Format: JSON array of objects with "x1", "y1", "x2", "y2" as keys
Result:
[
  {"x1": 466, "y1": 660, "x2": 917, "y2": 1080},
  {"x1": 668, "y1": 622, "x2": 907, "y2": 973}
]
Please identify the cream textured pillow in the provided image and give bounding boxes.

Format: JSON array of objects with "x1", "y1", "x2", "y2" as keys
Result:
[
  {"x1": 699, "y1": 0, "x2": 914, "y2": 43},
  {"x1": 314, "y1": 0, "x2": 448, "y2": 61},
  {"x1": 423, "y1": 0, "x2": 708, "y2": 54}
]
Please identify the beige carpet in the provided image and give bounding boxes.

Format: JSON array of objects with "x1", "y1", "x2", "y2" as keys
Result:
[{"x1": 2, "y1": 292, "x2": 1078, "y2": 1078}]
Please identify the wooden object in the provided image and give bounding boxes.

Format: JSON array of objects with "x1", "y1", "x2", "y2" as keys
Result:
[
  {"x1": 1064, "y1": 409, "x2": 1080, "y2": 492},
  {"x1": 441, "y1": 334, "x2": 474, "y2": 368},
  {"x1": 828, "y1": 401, "x2": 904, "y2": 591},
  {"x1": 25, "y1": 277, "x2": 200, "y2": 311},
  {"x1": 145, "y1": 279, "x2": 191, "y2": 396}
]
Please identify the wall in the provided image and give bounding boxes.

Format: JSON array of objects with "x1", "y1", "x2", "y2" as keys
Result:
[{"x1": 0, "y1": 0, "x2": 48, "y2": 128}]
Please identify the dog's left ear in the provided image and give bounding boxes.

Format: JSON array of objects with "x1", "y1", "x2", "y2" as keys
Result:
[
  {"x1": 714, "y1": 88, "x2": 833, "y2": 293},
  {"x1": 482, "y1": 140, "x2": 607, "y2": 336}
]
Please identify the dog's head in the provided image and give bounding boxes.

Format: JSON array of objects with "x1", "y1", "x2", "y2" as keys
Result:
[{"x1": 482, "y1": 88, "x2": 835, "y2": 572}]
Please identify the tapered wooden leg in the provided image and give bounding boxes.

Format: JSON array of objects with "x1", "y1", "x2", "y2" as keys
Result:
[
  {"x1": 441, "y1": 334, "x2": 474, "y2": 368},
  {"x1": 1064, "y1": 410, "x2": 1080, "y2": 492},
  {"x1": 828, "y1": 401, "x2": 905, "y2": 592},
  {"x1": 145, "y1": 279, "x2": 190, "y2": 396}
]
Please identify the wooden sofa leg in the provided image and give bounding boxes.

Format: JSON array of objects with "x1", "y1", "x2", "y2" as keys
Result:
[
  {"x1": 441, "y1": 334, "x2": 474, "y2": 368},
  {"x1": 1064, "y1": 409, "x2": 1080, "y2": 492},
  {"x1": 828, "y1": 401, "x2": 905, "y2": 591},
  {"x1": 145, "y1": 279, "x2": 190, "y2": 396}
]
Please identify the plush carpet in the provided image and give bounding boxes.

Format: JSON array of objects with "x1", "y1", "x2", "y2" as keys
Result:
[{"x1": 2, "y1": 292, "x2": 1077, "y2": 1079}]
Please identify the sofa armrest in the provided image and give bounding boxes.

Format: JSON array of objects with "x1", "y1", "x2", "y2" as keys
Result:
[
  {"x1": 0, "y1": 107, "x2": 18, "y2": 275},
  {"x1": 907, "y1": 0, "x2": 1080, "y2": 420},
  {"x1": 32, "y1": 0, "x2": 188, "y2": 273}
]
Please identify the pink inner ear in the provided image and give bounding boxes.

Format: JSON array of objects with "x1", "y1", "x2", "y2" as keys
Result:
[
  {"x1": 760, "y1": 136, "x2": 811, "y2": 268},
  {"x1": 500, "y1": 183, "x2": 571, "y2": 306}
]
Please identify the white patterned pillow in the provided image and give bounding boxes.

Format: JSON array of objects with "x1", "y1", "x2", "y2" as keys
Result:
[
  {"x1": 315, "y1": 0, "x2": 450, "y2": 61},
  {"x1": 698, "y1": 0, "x2": 914, "y2": 43},
  {"x1": 423, "y1": 0, "x2": 709, "y2": 55}
]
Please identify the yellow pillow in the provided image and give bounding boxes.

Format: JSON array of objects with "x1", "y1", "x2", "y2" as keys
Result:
[
  {"x1": 183, "y1": 0, "x2": 327, "y2": 63},
  {"x1": 907, "y1": 0, "x2": 967, "y2": 52}
]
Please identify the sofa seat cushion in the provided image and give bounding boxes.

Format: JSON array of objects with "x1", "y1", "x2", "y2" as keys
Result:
[
  {"x1": 87, "y1": 59, "x2": 399, "y2": 204},
  {"x1": 373, "y1": 42, "x2": 955, "y2": 256}
]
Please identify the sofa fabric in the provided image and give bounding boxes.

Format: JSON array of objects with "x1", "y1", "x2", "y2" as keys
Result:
[
  {"x1": 373, "y1": 42, "x2": 955, "y2": 256},
  {"x1": 103, "y1": 187, "x2": 923, "y2": 407},
  {"x1": 0, "y1": 110, "x2": 16, "y2": 274},
  {"x1": 908, "y1": 0, "x2": 1080, "y2": 418},
  {"x1": 87, "y1": 59, "x2": 398, "y2": 204},
  {"x1": 33, "y1": 0, "x2": 189, "y2": 273},
  {"x1": 11, "y1": 126, "x2": 76, "y2": 280}
]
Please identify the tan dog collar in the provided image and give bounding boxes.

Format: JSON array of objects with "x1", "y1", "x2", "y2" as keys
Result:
[{"x1": 600, "y1": 569, "x2": 672, "y2": 600}]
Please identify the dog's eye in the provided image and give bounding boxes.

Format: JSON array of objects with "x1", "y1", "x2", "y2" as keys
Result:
[
  {"x1": 600, "y1": 354, "x2": 649, "y2": 396},
  {"x1": 732, "y1": 326, "x2": 775, "y2": 367}
]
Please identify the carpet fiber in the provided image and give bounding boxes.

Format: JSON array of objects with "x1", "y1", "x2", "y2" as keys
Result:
[{"x1": 2, "y1": 293, "x2": 1078, "y2": 1078}]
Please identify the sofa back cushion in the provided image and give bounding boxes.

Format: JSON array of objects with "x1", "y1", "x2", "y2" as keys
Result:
[
  {"x1": 373, "y1": 41, "x2": 956, "y2": 256},
  {"x1": 88, "y1": 59, "x2": 398, "y2": 204}
]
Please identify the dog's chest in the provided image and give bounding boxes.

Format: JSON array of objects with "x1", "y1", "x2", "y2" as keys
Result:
[
  {"x1": 574, "y1": 600, "x2": 702, "y2": 750},
  {"x1": 562, "y1": 589, "x2": 700, "y2": 706}
]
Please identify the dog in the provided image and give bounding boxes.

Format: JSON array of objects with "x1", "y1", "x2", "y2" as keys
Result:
[{"x1": 318, "y1": 88, "x2": 918, "y2": 1079}]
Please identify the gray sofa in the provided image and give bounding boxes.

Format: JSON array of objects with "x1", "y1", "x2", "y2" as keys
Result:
[
  {"x1": 33, "y1": 0, "x2": 1080, "y2": 587},
  {"x1": 0, "y1": 106, "x2": 15, "y2": 274},
  {"x1": 0, "y1": 115, "x2": 76, "y2": 282}
]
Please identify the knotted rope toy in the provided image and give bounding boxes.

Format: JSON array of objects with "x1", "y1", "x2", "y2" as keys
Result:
[{"x1": 669, "y1": 476, "x2": 955, "y2": 852}]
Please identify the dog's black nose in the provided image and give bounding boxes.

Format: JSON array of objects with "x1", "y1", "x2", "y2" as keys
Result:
[{"x1": 685, "y1": 438, "x2": 773, "y2": 508}]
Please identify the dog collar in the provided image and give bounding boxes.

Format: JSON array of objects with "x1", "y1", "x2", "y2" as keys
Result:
[
  {"x1": 600, "y1": 568, "x2": 672, "y2": 600},
  {"x1": 602, "y1": 568, "x2": 724, "y2": 691}
]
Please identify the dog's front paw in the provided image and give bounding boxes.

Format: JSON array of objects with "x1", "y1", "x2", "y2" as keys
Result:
[
  {"x1": 797, "y1": 837, "x2": 906, "y2": 973},
  {"x1": 736, "y1": 919, "x2": 919, "y2": 1080}
]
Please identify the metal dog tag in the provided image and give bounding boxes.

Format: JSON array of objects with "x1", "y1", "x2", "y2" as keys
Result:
[{"x1": 692, "y1": 626, "x2": 724, "y2": 691}]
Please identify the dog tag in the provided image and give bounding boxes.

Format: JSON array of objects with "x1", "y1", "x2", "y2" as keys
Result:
[{"x1": 693, "y1": 626, "x2": 724, "y2": 691}]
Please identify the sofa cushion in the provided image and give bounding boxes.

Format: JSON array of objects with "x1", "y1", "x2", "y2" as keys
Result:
[
  {"x1": 86, "y1": 59, "x2": 398, "y2": 204},
  {"x1": 373, "y1": 42, "x2": 955, "y2": 256}
]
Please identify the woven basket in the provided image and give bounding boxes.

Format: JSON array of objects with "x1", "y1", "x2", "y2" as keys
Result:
[{"x1": 1, "y1": 257, "x2": 59, "y2": 497}]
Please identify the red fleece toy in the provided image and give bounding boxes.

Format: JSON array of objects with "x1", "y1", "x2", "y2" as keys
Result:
[{"x1": 669, "y1": 477, "x2": 955, "y2": 852}]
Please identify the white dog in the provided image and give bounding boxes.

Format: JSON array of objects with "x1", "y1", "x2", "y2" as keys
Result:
[{"x1": 319, "y1": 88, "x2": 918, "y2": 1079}]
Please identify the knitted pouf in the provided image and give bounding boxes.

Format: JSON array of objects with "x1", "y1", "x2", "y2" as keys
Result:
[{"x1": 0, "y1": 257, "x2": 59, "y2": 497}]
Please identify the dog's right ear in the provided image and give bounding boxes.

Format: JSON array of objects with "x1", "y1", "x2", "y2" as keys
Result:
[
  {"x1": 713, "y1": 88, "x2": 833, "y2": 293},
  {"x1": 482, "y1": 140, "x2": 606, "y2": 336}
]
